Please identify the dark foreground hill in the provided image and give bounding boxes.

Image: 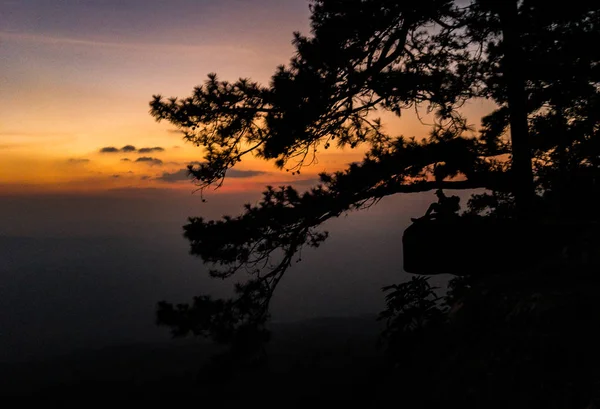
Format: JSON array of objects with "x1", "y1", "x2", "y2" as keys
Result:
[{"x1": 0, "y1": 315, "x2": 389, "y2": 407}]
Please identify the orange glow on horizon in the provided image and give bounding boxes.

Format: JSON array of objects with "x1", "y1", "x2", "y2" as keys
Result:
[{"x1": 0, "y1": 1, "x2": 496, "y2": 197}]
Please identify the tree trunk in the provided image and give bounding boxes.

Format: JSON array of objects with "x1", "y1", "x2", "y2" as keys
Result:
[{"x1": 498, "y1": 1, "x2": 535, "y2": 220}]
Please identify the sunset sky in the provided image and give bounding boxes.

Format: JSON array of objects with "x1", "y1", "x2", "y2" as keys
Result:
[
  {"x1": 0, "y1": 0, "x2": 487, "y2": 362},
  {"x1": 1, "y1": 0, "x2": 495, "y2": 196}
]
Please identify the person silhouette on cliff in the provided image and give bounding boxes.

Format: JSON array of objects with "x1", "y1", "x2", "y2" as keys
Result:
[{"x1": 412, "y1": 189, "x2": 460, "y2": 222}]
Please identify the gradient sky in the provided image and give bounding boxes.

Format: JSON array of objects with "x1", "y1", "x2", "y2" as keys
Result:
[
  {"x1": 0, "y1": 1, "x2": 490, "y2": 361},
  {"x1": 1, "y1": 0, "x2": 314, "y2": 193},
  {"x1": 1, "y1": 0, "x2": 495, "y2": 195}
]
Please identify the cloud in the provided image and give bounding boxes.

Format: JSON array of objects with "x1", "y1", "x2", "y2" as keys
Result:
[
  {"x1": 180, "y1": 163, "x2": 266, "y2": 178},
  {"x1": 99, "y1": 145, "x2": 165, "y2": 154},
  {"x1": 121, "y1": 158, "x2": 131, "y2": 162},
  {"x1": 0, "y1": 144, "x2": 21, "y2": 150},
  {"x1": 66, "y1": 158, "x2": 90, "y2": 164},
  {"x1": 226, "y1": 169, "x2": 266, "y2": 178},
  {"x1": 135, "y1": 157, "x2": 163, "y2": 166},
  {"x1": 186, "y1": 163, "x2": 266, "y2": 178},
  {"x1": 270, "y1": 178, "x2": 320, "y2": 187},
  {"x1": 138, "y1": 146, "x2": 165, "y2": 153},
  {"x1": 155, "y1": 168, "x2": 191, "y2": 183},
  {"x1": 0, "y1": 32, "x2": 257, "y2": 56},
  {"x1": 0, "y1": 130, "x2": 71, "y2": 138},
  {"x1": 155, "y1": 163, "x2": 265, "y2": 183}
]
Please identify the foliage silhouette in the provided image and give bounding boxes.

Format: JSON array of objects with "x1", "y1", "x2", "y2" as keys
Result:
[
  {"x1": 375, "y1": 273, "x2": 600, "y2": 408},
  {"x1": 378, "y1": 276, "x2": 447, "y2": 347},
  {"x1": 151, "y1": 0, "x2": 600, "y2": 378}
]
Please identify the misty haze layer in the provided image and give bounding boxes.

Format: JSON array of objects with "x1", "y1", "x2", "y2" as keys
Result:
[{"x1": 0, "y1": 189, "x2": 465, "y2": 362}]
